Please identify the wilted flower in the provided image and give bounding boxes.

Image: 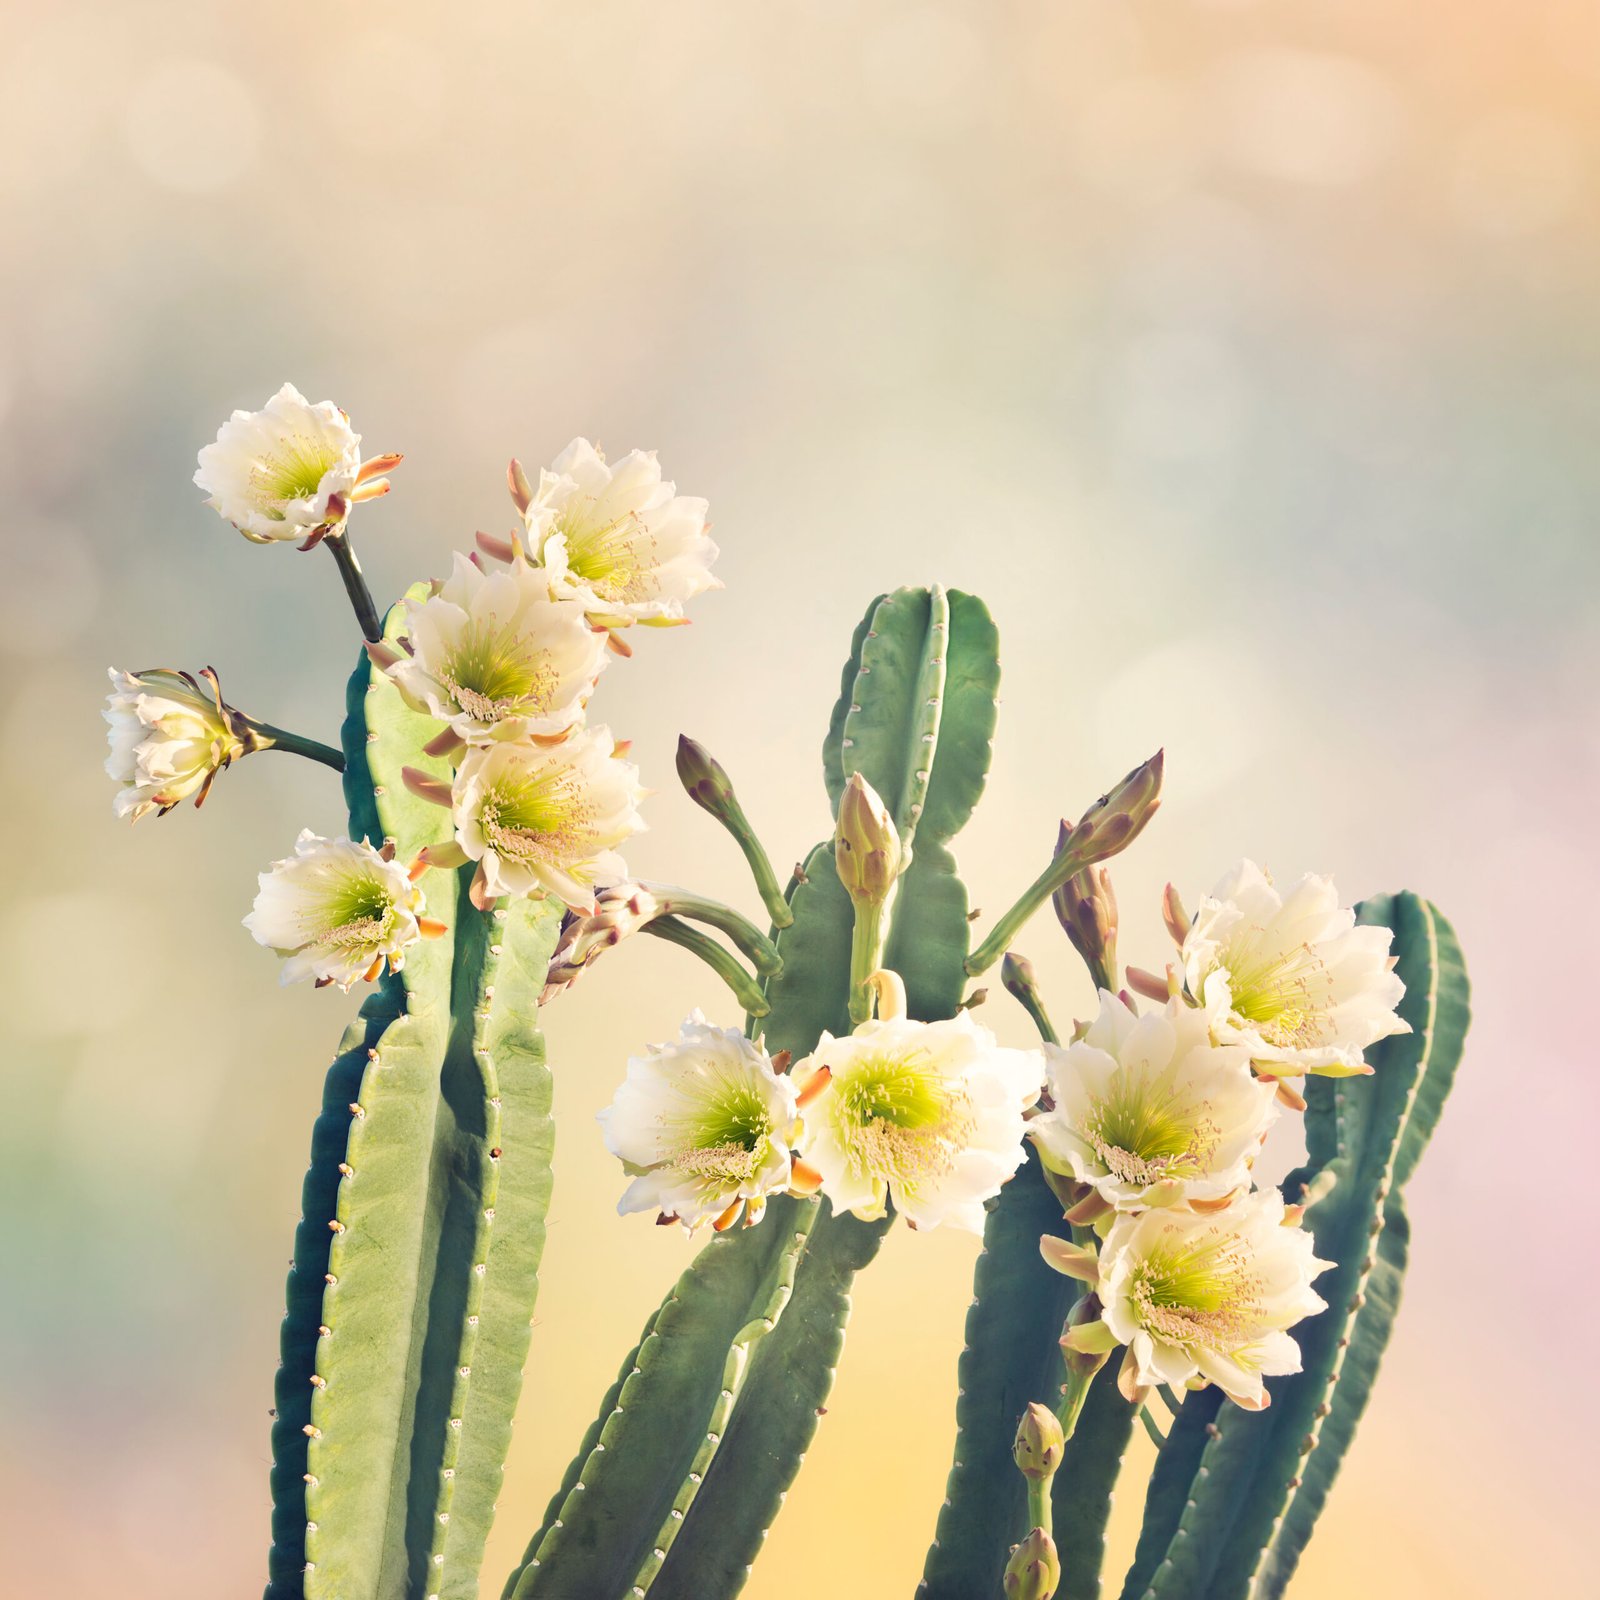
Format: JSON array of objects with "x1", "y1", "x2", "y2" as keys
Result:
[
  {"x1": 104, "y1": 666, "x2": 256, "y2": 821},
  {"x1": 381, "y1": 552, "x2": 607, "y2": 745},
  {"x1": 541, "y1": 883, "x2": 661, "y2": 1003},
  {"x1": 515, "y1": 438, "x2": 719, "y2": 625},
  {"x1": 1064, "y1": 1190, "x2": 1330, "y2": 1411},
  {"x1": 195, "y1": 382, "x2": 397, "y2": 545},
  {"x1": 1030, "y1": 991, "x2": 1277, "y2": 1212},
  {"x1": 244, "y1": 830, "x2": 438, "y2": 989},
  {"x1": 1180, "y1": 860, "x2": 1409, "y2": 1078},
  {"x1": 445, "y1": 727, "x2": 646, "y2": 912},
  {"x1": 794, "y1": 986, "x2": 1042, "y2": 1233},
  {"x1": 598, "y1": 1012, "x2": 800, "y2": 1230}
]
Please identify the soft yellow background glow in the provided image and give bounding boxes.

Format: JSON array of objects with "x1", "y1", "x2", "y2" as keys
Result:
[{"x1": 3, "y1": 1, "x2": 1594, "y2": 1594}]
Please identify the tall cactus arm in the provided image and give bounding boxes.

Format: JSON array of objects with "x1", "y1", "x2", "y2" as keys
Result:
[
  {"x1": 917, "y1": 1150, "x2": 1079, "y2": 1600},
  {"x1": 267, "y1": 988, "x2": 403, "y2": 1596},
  {"x1": 436, "y1": 892, "x2": 565, "y2": 1597},
  {"x1": 269, "y1": 588, "x2": 564, "y2": 1600},
  {"x1": 1122, "y1": 893, "x2": 1470, "y2": 1600},
  {"x1": 645, "y1": 1203, "x2": 890, "y2": 1600},
  {"x1": 506, "y1": 1200, "x2": 819, "y2": 1599},
  {"x1": 513, "y1": 584, "x2": 997, "y2": 1600},
  {"x1": 1051, "y1": 1363, "x2": 1138, "y2": 1600}
]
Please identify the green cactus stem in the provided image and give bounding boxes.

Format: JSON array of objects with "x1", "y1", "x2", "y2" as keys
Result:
[
  {"x1": 266, "y1": 587, "x2": 563, "y2": 1600},
  {"x1": 1121, "y1": 893, "x2": 1470, "y2": 1600},
  {"x1": 676, "y1": 735, "x2": 795, "y2": 929},
  {"x1": 641, "y1": 915, "x2": 772, "y2": 1018}
]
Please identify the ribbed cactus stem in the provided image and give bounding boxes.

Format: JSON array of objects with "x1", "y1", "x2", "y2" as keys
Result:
[{"x1": 641, "y1": 916, "x2": 771, "y2": 1017}]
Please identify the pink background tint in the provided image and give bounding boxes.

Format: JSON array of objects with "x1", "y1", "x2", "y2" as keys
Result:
[{"x1": 2, "y1": 1, "x2": 1594, "y2": 1595}]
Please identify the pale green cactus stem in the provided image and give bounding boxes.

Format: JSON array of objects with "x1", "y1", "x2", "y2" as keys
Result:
[{"x1": 267, "y1": 585, "x2": 564, "y2": 1600}]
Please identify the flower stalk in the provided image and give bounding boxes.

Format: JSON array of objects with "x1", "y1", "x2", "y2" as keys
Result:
[
  {"x1": 966, "y1": 751, "x2": 1163, "y2": 977},
  {"x1": 641, "y1": 915, "x2": 770, "y2": 1017},
  {"x1": 639, "y1": 883, "x2": 783, "y2": 976},
  {"x1": 1001, "y1": 952, "x2": 1058, "y2": 1045},
  {"x1": 326, "y1": 532, "x2": 385, "y2": 642},
  {"x1": 676, "y1": 736, "x2": 794, "y2": 928},
  {"x1": 244, "y1": 719, "x2": 347, "y2": 772}
]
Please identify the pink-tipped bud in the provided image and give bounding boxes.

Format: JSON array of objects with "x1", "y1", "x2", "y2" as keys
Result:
[
  {"x1": 1013, "y1": 1402, "x2": 1065, "y2": 1482},
  {"x1": 1003, "y1": 1528, "x2": 1061, "y2": 1600},
  {"x1": 835, "y1": 771, "x2": 903, "y2": 908}
]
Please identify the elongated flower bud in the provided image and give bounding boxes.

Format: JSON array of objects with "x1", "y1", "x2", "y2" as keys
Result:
[
  {"x1": 104, "y1": 666, "x2": 262, "y2": 821},
  {"x1": 1053, "y1": 847, "x2": 1118, "y2": 993},
  {"x1": 835, "y1": 772, "x2": 903, "y2": 908},
  {"x1": 676, "y1": 735, "x2": 738, "y2": 819},
  {"x1": 1013, "y1": 1401, "x2": 1065, "y2": 1482},
  {"x1": 1003, "y1": 1528, "x2": 1061, "y2": 1600}
]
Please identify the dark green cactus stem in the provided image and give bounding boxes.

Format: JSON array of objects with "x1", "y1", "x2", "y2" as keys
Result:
[
  {"x1": 510, "y1": 585, "x2": 998, "y2": 1600},
  {"x1": 1121, "y1": 893, "x2": 1470, "y2": 1600},
  {"x1": 266, "y1": 587, "x2": 563, "y2": 1600},
  {"x1": 326, "y1": 530, "x2": 385, "y2": 642}
]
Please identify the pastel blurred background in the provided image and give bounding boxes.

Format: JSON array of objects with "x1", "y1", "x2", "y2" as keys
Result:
[{"x1": 3, "y1": 0, "x2": 1595, "y2": 1593}]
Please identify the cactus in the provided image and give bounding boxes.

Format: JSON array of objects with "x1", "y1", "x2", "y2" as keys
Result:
[
  {"x1": 119, "y1": 394, "x2": 1472, "y2": 1600},
  {"x1": 1120, "y1": 893, "x2": 1470, "y2": 1600},
  {"x1": 266, "y1": 590, "x2": 564, "y2": 1600}
]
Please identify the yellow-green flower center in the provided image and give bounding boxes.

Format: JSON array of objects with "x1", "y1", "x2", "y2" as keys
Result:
[
  {"x1": 1222, "y1": 935, "x2": 1332, "y2": 1050},
  {"x1": 441, "y1": 623, "x2": 562, "y2": 724},
  {"x1": 557, "y1": 506, "x2": 657, "y2": 606},
  {"x1": 250, "y1": 436, "x2": 339, "y2": 518},
  {"x1": 1129, "y1": 1228, "x2": 1261, "y2": 1352},
  {"x1": 667, "y1": 1086, "x2": 775, "y2": 1189},
  {"x1": 1082, "y1": 1073, "x2": 1219, "y2": 1188},
  {"x1": 479, "y1": 768, "x2": 595, "y2": 870},
  {"x1": 836, "y1": 1051, "x2": 975, "y2": 1188},
  {"x1": 313, "y1": 874, "x2": 398, "y2": 950}
]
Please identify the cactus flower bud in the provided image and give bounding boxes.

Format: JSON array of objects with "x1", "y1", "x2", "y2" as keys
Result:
[
  {"x1": 676, "y1": 735, "x2": 737, "y2": 818},
  {"x1": 1013, "y1": 1401, "x2": 1065, "y2": 1481},
  {"x1": 1003, "y1": 1528, "x2": 1061, "y2": 1600},
  {"x1": 1053, "y1": 849, "x2": 1119, "y2": 994},
  {"x1": 104, "y1": 665, "x2": 261, "y2": 821},
  {"x1": 835, "y1": 772, "x2": 903, "y2": 907}
]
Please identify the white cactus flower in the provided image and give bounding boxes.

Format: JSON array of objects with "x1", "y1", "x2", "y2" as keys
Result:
[
  {"x1": 794, "y1": 992, "x2": 1042, "y2": 1234},
  {"x1": 598, "y1": 1012, "x2": 800, "y2": 1230},
  {"x1": 195, "y1": 382, "x2": 386, "y2": 544},
  {"x1": 1181, "y1": 860, "x2": 1410, "y2": 1078},
  {"x1": 384, "y1": 552, "x2": 608, "y2": 744},
  {"x1": 103, "y1": 666, "x2": 252, "y2": 821},
  {"x1": 1086, "y1": 1190, "x2": 1331, "y2": 1410},
  {"x1": 244, "y1": 830, "x2": 434, "y2": 990},
  {"x1": 1031, "y1": 991, "x2": 1278, "y2": 1212},
  {"x1": 450, "y1": 727, "x2": 646, "y2": 912},
  {"x1": 518, "y1": 438, "x2": 720, "y2": 625}
]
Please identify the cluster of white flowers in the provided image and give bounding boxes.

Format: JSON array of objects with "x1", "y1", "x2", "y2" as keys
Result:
[
  {"x1": 599, "y1": 973, "x2": 1045, "y2": 1235},
  {"x1": 143, "y1": 384, "x2": 717, "y2": 988},
  {"x1": 1035, "y1": 860, "x2": 1409, "y2": 1411}
]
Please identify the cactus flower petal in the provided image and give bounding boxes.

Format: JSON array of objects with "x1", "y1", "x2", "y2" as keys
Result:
[
  {"x1": 512, "y1": 438, "x2": 720, "y2": 625},
  {"x1": 194, "y1": 383, "x2": 371, "y2": 544},
  {"x1": 598, "y1": 1013, "x2": 800, "y2": 1230},
  {"x1": 793, "y1": 1012, "x2": 1043, "y2": 1234},
  {"x1": 244, "y1": 829, "x2": 426, "y2": 990},
  {"x1": 1091, "y1": 1190, "x2": 1332, "y2": 1410},
  {"x1": 450, "y1": 726, "x2": 646, "y2": 913},
  {"x1": 1030, "y1": 991, "x2": 1279, "y2": 1213},
  {"x1": 104, "y1": 665, "x2": 254, "y2": 821},
  {"x1": 1181, "y1": 860, "x2": 1411, "y2": 1078},
  {"x1": 385, "y1": 552, "x2": 608, "y2": 744}
]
